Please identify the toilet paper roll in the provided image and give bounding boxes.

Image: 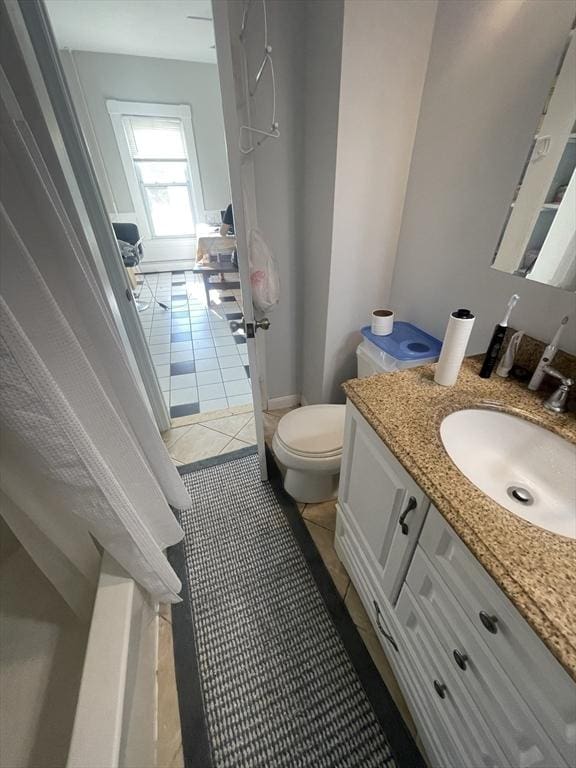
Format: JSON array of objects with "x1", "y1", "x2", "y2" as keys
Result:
[
  {"x1": 371, "y1": 309, "x2": 394, "y2": 336},
  {"x1": 434, "y1": 309, "x2": 475, "y2": 387}
]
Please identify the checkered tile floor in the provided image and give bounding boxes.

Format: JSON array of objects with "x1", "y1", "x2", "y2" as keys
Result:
[{"x1": 136, "y1": 271, "x2": 252, "y2": 418}]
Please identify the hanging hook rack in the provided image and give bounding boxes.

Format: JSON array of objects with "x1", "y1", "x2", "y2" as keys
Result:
[{"x1": 238, "y1": 0, "x2": 280, "y2": 155}]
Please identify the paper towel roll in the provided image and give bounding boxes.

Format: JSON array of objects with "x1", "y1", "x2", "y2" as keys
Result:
[{"x1": 434, "y1": 309, "x2": 475, "y2": 387}]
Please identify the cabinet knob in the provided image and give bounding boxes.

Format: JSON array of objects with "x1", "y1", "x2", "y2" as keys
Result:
[
  {"x1": 373, "y1": 600, "x2": 399, "y2": 652},
  {"x1": 398, "y1": 496, "x2": 417, "y2": 535},
  {"x1": 479, "y1": 611, "x2": 499, "y2": 634},
  {"x1": 433, "y1": 680, "x2": 447, "y2": 699},
  {"x1": 453, "y1": 649, "x2": 469, "y2": 671}
]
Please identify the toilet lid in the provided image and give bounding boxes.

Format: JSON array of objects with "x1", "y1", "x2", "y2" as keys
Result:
[{"x1": 276, "y1": 405, "x2": 346, "y2": 457}]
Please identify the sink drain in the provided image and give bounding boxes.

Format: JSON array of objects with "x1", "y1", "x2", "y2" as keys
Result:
[{"x1": 507, "y1": 485, "x2": 534, "y2": 505}]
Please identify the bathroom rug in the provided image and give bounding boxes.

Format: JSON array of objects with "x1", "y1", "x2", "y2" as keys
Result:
[{"x1": 169, "y1": 446, "x2": 424, "y2": 768}]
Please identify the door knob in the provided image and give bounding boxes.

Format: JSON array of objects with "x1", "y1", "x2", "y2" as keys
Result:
[
  {"x1": 229, "y1": 317, "x2": 270, "y2": 336},
  {"x1": 433, "y1": 680, "x2": 447, "y2": 699},
  {"x1": 479, "y1": 611, "x2": 498, "y2": 634},
  {"x1": 453, "y1": 649, "x2": 469, "y2": 671}
]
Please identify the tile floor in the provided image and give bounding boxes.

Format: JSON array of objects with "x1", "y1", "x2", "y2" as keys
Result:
[
  {"x1": 136, "y1": 270, "x2": 251, "y2": 419},
  {"x1": 161, "y1": 407, "x2": 257, "y2": 465}
]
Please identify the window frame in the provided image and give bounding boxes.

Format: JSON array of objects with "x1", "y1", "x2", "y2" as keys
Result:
[{"x1": 107, "y1": 100, "x2": 206, "y2": 240}]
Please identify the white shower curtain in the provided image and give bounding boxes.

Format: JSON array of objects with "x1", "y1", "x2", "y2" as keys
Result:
[{"x1": 0, "y1": 73, "x2": 189, "y2": 604}]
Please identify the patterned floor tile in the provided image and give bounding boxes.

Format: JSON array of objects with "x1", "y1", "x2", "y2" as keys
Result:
[{"x1": 137, "y1": 271, "x2": 255, "y2": 418}]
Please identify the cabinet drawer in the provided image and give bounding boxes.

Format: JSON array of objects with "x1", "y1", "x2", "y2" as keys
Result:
[
  {"x1": 339, "y1": 403, "x2": 429, "y2": 601},
  {"x1": 408, "y1": 547, "x2": 567, "y2": 767},
  {"x1": 335, "y1": 505, "x2": 404, "y2": 663},
  {"x1": 397, "y1": 586, "x2": 509, "y2": 768},
  {"x1": 420, "y1": 506, "x2": 576, "y2": 765},
  {"x1": 335, "y1": 514, "x2": 454, "y2": 768}
]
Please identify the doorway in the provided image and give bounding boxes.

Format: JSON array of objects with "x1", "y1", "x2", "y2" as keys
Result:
[{"x1": 42, "y1": 0, "x2": 259, "y2": 450}]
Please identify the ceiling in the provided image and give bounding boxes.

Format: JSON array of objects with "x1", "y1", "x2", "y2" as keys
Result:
[{"x1": 44, "y1": 0, "x2": 216, "y2": 64}]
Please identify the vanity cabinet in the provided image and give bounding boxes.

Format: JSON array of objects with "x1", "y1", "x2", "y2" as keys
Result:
[{"x1": 335, "y1": 402, "x2": 576, "y2": 768}]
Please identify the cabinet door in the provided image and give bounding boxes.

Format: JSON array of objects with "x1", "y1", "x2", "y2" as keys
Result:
[
  {"x1": 339, "y1": 403, "x2": 428, "y2": 601},
  {"x1": 397, "y1": 587, "x2": 509, "y2": 768},
  {"x1": 492, "y1": 32, "x2": 576, "y2": 275},
  {"x1": 420, "y1": 506, "x2": 576, "y2": 765}
]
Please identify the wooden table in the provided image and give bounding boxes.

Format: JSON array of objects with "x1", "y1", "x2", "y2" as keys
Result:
[{"x1": 192, "y1": 263, "x2": 239, "y2": 306}]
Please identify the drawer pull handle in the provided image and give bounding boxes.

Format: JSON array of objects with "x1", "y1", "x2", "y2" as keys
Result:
[
  {"x1": 433, "y1": 680, "x2": 447, "y2": 699},
  {"x1": 398, "y1": 496, "x2": 417, "y2": 535},
  {"x1": 373, "y1": 600, "x2": 399, "y2": 652},
  {"x1": 453, "y1": 649, "x2": 469, "y2": 671},
  {"x1": 479, "y1": 611, "x2": 499, "y2": 634}
]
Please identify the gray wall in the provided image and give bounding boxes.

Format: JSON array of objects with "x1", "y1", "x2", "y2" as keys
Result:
[
  {"x1": 300, "y1": 0, "x2": 344, "y2": 405},
  {"x1": 321, "y1": 0, "x2": 437, "y2": 403},
  {"x1": 61, "y1": 50, "x2": 230, "y2": 214},
  {"x1": 390, "y1": 0, "x2": 576, "y2": 356},
  {"x1": 299, "y1": 0, "x2": 437, "y2": 404}
]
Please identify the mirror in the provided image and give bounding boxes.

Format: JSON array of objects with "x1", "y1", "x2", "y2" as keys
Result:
[{"x1": 492, "y1": 27, "x2": 575, "y2": 292}]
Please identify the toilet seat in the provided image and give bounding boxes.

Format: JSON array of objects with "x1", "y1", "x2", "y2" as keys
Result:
[{"x1": 275, "y1": 405, "x2": 345, "y2": 458}]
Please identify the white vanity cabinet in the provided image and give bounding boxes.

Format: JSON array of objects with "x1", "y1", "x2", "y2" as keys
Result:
[{"x1": 335, "y1": 402, "x2": 576, "y2": 768}]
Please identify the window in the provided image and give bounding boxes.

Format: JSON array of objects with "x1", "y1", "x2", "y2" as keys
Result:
[{"x1": 108, "y1": 102, "x2": 205, "y2": 240}]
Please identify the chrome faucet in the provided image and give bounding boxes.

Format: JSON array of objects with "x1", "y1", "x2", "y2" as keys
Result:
[{"x1": 541, "y1": 365, "x2": 573, "y2": 413}]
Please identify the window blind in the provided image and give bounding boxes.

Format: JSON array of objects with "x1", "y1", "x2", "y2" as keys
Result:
[{"x1": 122, "y1": 116, "x2": 186, "y2": 160}]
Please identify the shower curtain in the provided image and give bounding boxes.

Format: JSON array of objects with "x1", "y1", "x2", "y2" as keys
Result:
[{"x1": 0, "y1": 72, "x2": 189, "y2": 606}]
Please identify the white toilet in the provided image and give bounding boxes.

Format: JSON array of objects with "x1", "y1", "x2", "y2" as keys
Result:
[{"x1": 272, "y1": 404, "x2": 346, "y2": 503}]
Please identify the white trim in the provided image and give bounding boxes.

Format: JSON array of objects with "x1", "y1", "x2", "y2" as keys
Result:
[
  {"x1": 66, "y1": 554, "x2": 157, "y2": 768},
  {"x1": 267, "y1": 395, "x2": 301, "y2": 411},
  {"x1": 62, "y1": 49, "x2": 119, "y2": 214},
  {"x1": 106, "y1": 99, "x2": 206, "y2": 239}
]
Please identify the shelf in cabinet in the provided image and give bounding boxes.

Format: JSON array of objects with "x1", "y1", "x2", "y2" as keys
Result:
[
  {"x1": 533, "y1": 133, "x2": 576, "y2": 142},
  {"x1": 541, "y1": 203, "x2": 560, "y2": 210}
]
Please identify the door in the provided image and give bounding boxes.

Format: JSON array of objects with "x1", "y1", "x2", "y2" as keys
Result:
[
  {"x1": 213, "y1": 1, "x2": 270, "y2": 479},
  {"x1": 14, "y1": 0, "x2": 271, "y2": 471},
  {"x1": 10, "y1": 0, "x2": 171, "y2": 432},
  {"x1": 338, "y1": 403, "x2": 429, "y2": 602}
]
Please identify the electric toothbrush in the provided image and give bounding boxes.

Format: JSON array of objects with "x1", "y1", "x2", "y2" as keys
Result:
[
  {"x1": 528, "y1": 315, "x2": 569, "y2": 391},
  {"x1": 479, "y1": 294, "x2": 520, "y2": 379}
]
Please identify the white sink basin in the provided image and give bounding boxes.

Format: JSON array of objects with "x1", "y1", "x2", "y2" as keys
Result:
[{"x1": 440, "y1": 409, "x2": 576, "y2": 539}]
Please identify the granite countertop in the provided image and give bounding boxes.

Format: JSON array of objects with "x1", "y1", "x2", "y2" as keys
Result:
[{"x1": 343, "y1": 357, "x2": 576, "y2": 680}]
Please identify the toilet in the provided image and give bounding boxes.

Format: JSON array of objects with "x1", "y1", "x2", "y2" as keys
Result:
[{"x1": 272, "y1": 404, "x2": 346, "y2": 503}]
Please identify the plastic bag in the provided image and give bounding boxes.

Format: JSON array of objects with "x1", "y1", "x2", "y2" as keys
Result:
[{"x1": 248, "y1": 228, "x2": 280, "y2": 313}]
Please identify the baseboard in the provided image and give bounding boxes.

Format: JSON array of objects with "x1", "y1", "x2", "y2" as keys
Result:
[
  {"x1": 267, "y1": 395, "x2": 300, "y2": 410},
  {"x1": 300, "y1": 394, "x2": 309, "y2": 407}
]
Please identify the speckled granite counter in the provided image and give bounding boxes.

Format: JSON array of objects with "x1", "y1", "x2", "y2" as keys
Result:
[{"x1": 343, "y1": 357, "x2": 576, "y2": 679}]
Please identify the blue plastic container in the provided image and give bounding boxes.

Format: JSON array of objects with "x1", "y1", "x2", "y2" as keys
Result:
[{"x1": 358, "y1": 322, "x2": 442, "y2": 376}]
